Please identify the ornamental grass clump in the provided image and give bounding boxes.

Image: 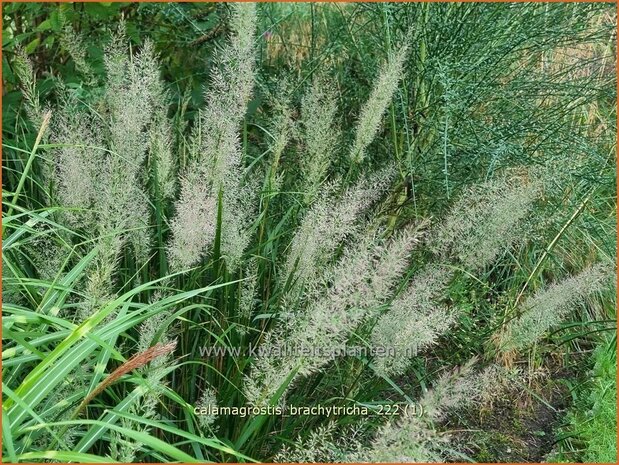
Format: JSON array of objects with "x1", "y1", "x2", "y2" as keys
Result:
[
  {"x1": 2, "y1": 2, "x2": 615, "y2": 463},
  {"x1": 432, "y1": 173, "x2": 542, "y2": 271},
  {"x1": 168, "y1": 2, "x2": 257, "y2": 272}
]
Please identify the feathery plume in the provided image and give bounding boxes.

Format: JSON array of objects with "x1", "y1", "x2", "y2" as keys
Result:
[
  {"x1": 432, "y1": 173, "x2": 541, "y2": 271},
  {"x1": 110, "y1": 313, "x2": 176, "y2": 462},
  {"x1": 74, "y1": 340, "x2": 177, "y2": 418},
  {"x1": 418, "y1": 358, "x2": 481, "y2": 421},
  {"x1": 148, "y1": 69, "x2": 176, "y2": 202},
  {"x1": 266, "y1": 85, "x2": 295, "y2": 192},
  {"x1": 12, "y1": 48, "x2": 44, "y2": 128},
  {"x1": 49, "y1": 29, "x2": 168, "y2": 319},
  {"x1": 368, "y1": 223, "x2": 427, "y2": 305},
  {"x1": 239, "y1": 258, "x2": 259, "y2": 322},
  {"x1": 245, "y1": 236, "x2": 378, "y2": 405},
  {"x1": 350, "y1": 44, "x2": 409, "y2": 164},
  {"x1": 498, "y1": 262, "x2": 613, "y2": 352},
  {"x1": 274, "y1": 422, "x2": 361, "y2": 463},
  {"x1": 102, "y1": 36, "x2": 162, "y2": 266},
  {"x1": 60, "y1": 25, "x2": 94, "y2": 82},
  {"x1": 246, "y1": 223, "x2": 423, "y2": 406},
  {"x1": 360, "y1": 359, "x2": 483, "y2": 463},
  {"x1": 52, "y1": 104, "x2": 103, "y2": 229},
  {"x1": 284, "y1": 168, "x2": 395, "y2": 294},
  {"x1": 360, "y1": 411, "x2": 445, "y2": 463},
  {"x1": 167, "y1": 176, "x2": 217, "y2": 271},
  {"x1": 195, "y1": 387, "x2": 219, "y2": 432},
  {"x1": 299, "y1": 76, "x2": 339, "y2": 203},
  {"x1": 371, "y1": 265, "x2": 454, "y2": 377},
  {"x1": 168, "y1": 2, "x2": 257, "y2": 271}
]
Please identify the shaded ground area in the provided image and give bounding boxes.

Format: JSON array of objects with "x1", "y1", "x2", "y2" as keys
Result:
[{"x1": 447, "y1": 362, "x2": 575, "y2": 462}]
